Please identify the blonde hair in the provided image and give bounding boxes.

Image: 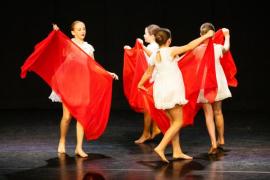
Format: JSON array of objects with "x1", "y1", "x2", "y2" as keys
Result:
[{"x1": 71, "y1": 20, "x2": 85, "y2": 31}]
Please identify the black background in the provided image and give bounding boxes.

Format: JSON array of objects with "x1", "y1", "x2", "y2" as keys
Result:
[{"x1": 0, "y1": 0, "x2": 268, "y2": 113}]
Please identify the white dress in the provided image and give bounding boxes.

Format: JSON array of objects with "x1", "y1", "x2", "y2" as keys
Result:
[
  {"x1": 145, "y1": 42, "x2": 159, "y2": 83},
  {"x1": 197, "y1": 43, "x2": 232, "y2": 103},
  {"x1": 149, "y1": 47, "x2": 188, "y2": 110},
  {"x1": 48, "y1": 39, "x2": 95, "y2": 102}
]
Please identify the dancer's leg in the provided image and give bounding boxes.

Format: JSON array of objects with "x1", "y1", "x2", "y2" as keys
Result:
[
  {"x1": 58, "y1": 104, "x2": 72, "y2": 153},
  {"x1": 75, "y1": 121, "x2": 88, "y2": 157},
  {"x1": 202, "y1": 103, "x2": 218, "y2": 154},
  {"x1": 134, "y1": 111, "x2": 152, "y2": 144},
  {"x1": 154, "y1": 105, "x2": 186, "y2": 163},
  {"x1": 213, "y1": 101, "x2": 225, "y2": 147}
]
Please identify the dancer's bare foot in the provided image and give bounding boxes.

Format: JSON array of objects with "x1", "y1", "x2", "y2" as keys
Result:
[
  {"x1": 217, "y1": 142, "x2": 225, "y2": 151},
  {"x1": 173, "y1": 153, "x2": 193, "y2": 160},
  {"x1": 154, "y1": 148, "x2": 169, "y2": 163},
  {"x1": 208, "y1": 146, "x2": 218, "y2": 155},
  {"x1": 75, "y1": 148, "x2": 88, "y2": 158},
  {"x1": 151, "y1": 129, "x2": 161, "y2": 140},
  {"x1": 134, "y1": 134, "x2": 151, "y2": 144},
  {"x1": 217, "y1": 139, "x2": 225, "y2": 146},
  {"x1": 58, "y1": 142, "x2": 66, "y2": 154}
]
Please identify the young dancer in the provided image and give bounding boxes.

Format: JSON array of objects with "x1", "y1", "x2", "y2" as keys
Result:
[
  {"x1": 138, "y1": 28, "x2": 214, "y2": 162},
  {"x1": 197, "y1": 22, "x2": 231, "y2": 154},
  {"x1": 124, "y1": 24, "x2": 161, "y2": 143},
  {"x1": 50, "y1": 21, "x2": 118, "y2": 157}
]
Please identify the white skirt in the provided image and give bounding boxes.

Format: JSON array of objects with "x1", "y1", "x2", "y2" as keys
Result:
[
  {"x1": 153, "y1": 70, "x2": 188, "y2": 110},
  {"x1": 197, "y1": 63, "x2": 232, "y2": 103}
]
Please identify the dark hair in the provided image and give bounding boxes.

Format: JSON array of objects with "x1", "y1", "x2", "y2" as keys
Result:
[
  {"x1": 146, "y1": 24, "x2": 160, "y2": 36},
  {"x1": 155, "y1": 28, "x2": 171, "y2": 46},
  {"x1": 71, "y1": 20, "x2": 85, "y2": 31},
  {"x1": 200, "y1": 22, "x2": 215, "y2": 35}
]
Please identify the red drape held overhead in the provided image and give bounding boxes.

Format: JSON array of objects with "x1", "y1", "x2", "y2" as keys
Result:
[
  {"x1": 178, "y1": 38, "x2": 217, "y2": 126},
  {"x1": 123, "y1": 40, "x2": 170, "y2": 133},
  {"x1": 213, "y1": 29, "x2": 238, "y2": 87},
  {"x1": 123, "y1": 38, "x2": 219, "y2": 129},
  {"x1": 21, "y1": 30, "x2": 113, "y2": 140}
]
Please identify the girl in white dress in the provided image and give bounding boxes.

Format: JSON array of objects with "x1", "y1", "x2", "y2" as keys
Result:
[
  {"x1": 124, "y1": 24, "x2": 161, "y2": 144},
  {"x1": 138, "y1": 28, "x2": 214, "y2": 162},
  {"x1": 51, "y1": 21, "x2": 118, "y2": 158},
  {"x1": 197, "y1": 23, "x2": 231, "y2": 154}
]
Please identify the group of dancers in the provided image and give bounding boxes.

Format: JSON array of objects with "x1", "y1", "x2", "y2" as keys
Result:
[{"x1": 20, "y1": 20, "x2": 237, "y2": 163}]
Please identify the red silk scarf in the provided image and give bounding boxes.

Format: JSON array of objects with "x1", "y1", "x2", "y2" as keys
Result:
[{"x1": 21, "y1": 30, "x2": 113, "y2": 140}]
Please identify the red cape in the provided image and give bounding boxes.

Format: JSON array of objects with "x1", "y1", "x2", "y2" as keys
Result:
[
  {"x1": 213, "y1": 29, "x2": 238, "y2": 87},
  {"x1": 123, "y1": 40, "x2": 170, "y2": 133},
  {"x1": 21, "y1": 30, "x2": 113, "y2": 140},
  {"x1": 124, "y1": 29, "x2": 238, "y2": 133},
  {"x1": 123, "y1": 38, "x2": 220, "y2": 131},
  {"x1": 178, "y1": 38, "x2": 217, "y2": 125},
  {"x1": 179, "y1": 29, "x2": 238, "y2": 125},
  {"x1": 123, "y1": 41, "x2": 148, "y2": 113}
]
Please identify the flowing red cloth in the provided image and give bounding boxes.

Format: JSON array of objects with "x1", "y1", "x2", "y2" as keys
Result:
[
  {"x1": 179, "y1": 29, "x2": 238, "y2": 125},
  {"x1": 123, "y1": 30, "x2": 237, "y2": 131},
  {"x1": 123, "y1": 40, "x2": 170, "y2": 133},
  {"x1": 123, "y1": 40, "x2": 147, "y2": 112},
  {"x1": 213, "y1": 29, "x2": 238, "y2": 87},
  {"x1": 178, "y1": 38, "x2": 217, "y2": 126},
  {"x1": 123, "y1": 38, "x2": 219, "y2": 131},
  {"x1": 21, "y1": 30, "x2": 113, "y2": 140}
]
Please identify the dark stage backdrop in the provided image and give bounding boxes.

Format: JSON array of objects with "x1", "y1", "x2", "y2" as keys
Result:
[{"x1": 0, "y1": 0, "x2": 268, "y2": 112}]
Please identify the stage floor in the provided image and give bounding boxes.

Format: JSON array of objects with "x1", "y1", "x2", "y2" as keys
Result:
[{"x1": 0, "y1": 109, "x2": 269, "y2": 180}]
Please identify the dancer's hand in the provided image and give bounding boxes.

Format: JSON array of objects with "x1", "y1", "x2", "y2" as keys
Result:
[
  {"x1": 222, "y1": 28, "x2": 230, "y2": 37},
  {"x1": 52, "y1": 23, "x2": 59, "y2": 31},
  {"x1": 136, "y1": 38, "x2": 144, "y2": 44},
  {"x1": 109, "y1": 72, "x2": 119, "y2": 80},
  {"x1": 206, "y1": 30, "x2": 214, "y2": 38},
  {"x1": 124, "y1": 45, "x2": 131, "y2": 50},
  {"x1": 137, "y1": 83, "x2": 147, "y2": 92}
]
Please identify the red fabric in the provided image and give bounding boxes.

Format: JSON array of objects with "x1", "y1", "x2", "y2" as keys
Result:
[
  {"x1": 179, "y1": 29, "x2": 238, "y2": 125},
  {"x1": 178, "y1": 38, "x2": 217, "y2": 126},
  {"x1": 21, "y1": 30, "x2": 113, "y2": 140},
  {"x1": 213, "y1": 29, "x2": 238, "y2": 87},
  {"x1": 123, "y1": 40, "x2": 170, "y2": 133},
  {"x1": 123, "y1": 40, "x2": 148, "y2": 112},
  {"x1": 124, "y1": 29, "x2": 238, "y2": 132},
  {"x1": 123, "y1": 38, "x2": 218, "y2": 130}
]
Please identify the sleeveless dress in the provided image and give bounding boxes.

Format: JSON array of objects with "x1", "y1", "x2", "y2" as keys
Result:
[
  {"x1": 48, "y1": 39, "x2": 95, "y2": 102},
  {"x1": 145, "y1": 42, "x2": 159, "y2": 83},
  {"x1": 197, "y1": 43, "x2": 232, "y2": 103},
  {"x1": 149, "y1": 47, "x2": 188, "y2": 110}
]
